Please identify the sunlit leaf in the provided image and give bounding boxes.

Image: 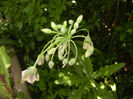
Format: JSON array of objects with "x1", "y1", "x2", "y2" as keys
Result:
[
  {"x1": 93, "y1": 63, "x2": 125, "y2": 79},
  {"x1": 0, "y1": 46, "x2": 11, "y2": 86}
]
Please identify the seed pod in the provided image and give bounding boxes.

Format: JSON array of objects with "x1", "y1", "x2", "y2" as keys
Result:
[
  {"x1": 48, "y1": 61, "x2": 54, "y2": 69},
  {"x1": 68, "y1": 58, "x2": 76, "y2": 66},
  {"x1": 74, "y1": 22, "x2": 79, "y2": 29},
  {"x1": 85, "y1": 45, "x2": 94, "y2": 57},
  {"x1": 84, "y1": 34, "x2": 92, "y2": 45},
  {"x1": 41, "y1": 28, "x2": 52, "y2": 33},
  {"x1": 63, "y1": 21, "x2": 67, "y2": 27},
  {"x1": 48, "y1": 48, "x2": 56, "y2": 55},
  {"x1": 76, "y1": 15, "x2": 83, "y2": 23},
  {"x1": 51, "y1": 22, "x2": 57, "y2": 31},
  {"x1": 37, "y1": 54, "x2": 44, "y2": 65},
  {"x1": 68, "y1": 19, "x2": 74, "y2": 24}
]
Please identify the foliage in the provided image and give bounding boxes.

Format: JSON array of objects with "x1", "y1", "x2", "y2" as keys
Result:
[{"x1": 0, "y1": 46, "x2": 12, "y2": 99}]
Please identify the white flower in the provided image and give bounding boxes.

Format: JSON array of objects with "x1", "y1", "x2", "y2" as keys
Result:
[{"x1": 21, "y1": 66, "x2": 39, "y2": 84}]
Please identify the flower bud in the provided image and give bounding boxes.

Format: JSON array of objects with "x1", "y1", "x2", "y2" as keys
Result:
[
  {"x1": 71, "y1": 29, "x2": 76, "y2": 35},
  {"x1": 62, "y1": 58, "x2": 68, "y2": 65},
  {"x1": 68, "y1": 58, "x2": 76, "y2": 66},
  {"x1": 41, "y1": 28, "x2": 52, "y2": 33},
  {"x1": 48, "y1": 48, "x2": 56, "y2": 55},
  {"x1": 45, "y1": 54, "x2": 50, "y2": 61},
  {"x1": 85, "y1": 45, "x2": 94, "y2": 57},
  {"x1": 68, "y1": 19, "x2": 74, "y2": 24},
  {"x1": 21, "y1": 66, "x2": 39, "y2": 84},
  {"x1": 37, "y1": 54, "x2": 44, "y2": 65},
  {"x1": 58, "y1": 54, "x2": 64, "y2": 60},
  {"x1": 76, "y1": 15, "x2": 83, "y2": 23},
  {"x1": 51, "y1": 22, "x2": 57, "y2": 31},
  {"x1": 62, "y1": 58, "x2": 68, "y2": 68},
  {"x1": 56, "y1": 24, "x2": 62, "y2": 29},
  {"x1": 61, "y1": 26, "x2": 66, "y2": 33},
  {"x1": 48, "y1": 61, "x2": 54, "y2": 69},
  {"x1": 74, "y1": 22, "x2": 79, "y2": 29},
  {"x1": 63, "y1": 21, "x2": 67, "y2": 27}
]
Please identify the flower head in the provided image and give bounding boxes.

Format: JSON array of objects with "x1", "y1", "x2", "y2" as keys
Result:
[
  {"x1": 35, "y1": 15, "x2": 94, "y2": 69},
  {"x1": 21, "y1": 66, "x2": 39, "y2": 84}
]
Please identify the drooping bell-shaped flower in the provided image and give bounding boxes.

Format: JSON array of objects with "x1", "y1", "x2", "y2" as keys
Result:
[
  {"x1": 85, "y1": 45, "x2": 94, "y2": 57},
  {"x1": 21, "y1": 66, "x2": 39, "y2": 84},
  {"x1": 83, "y1": 42, "x2": 90, "y2": 50},
  {"x1": 37, "y1": 54, "x2": 44, "y2": 65},
  {"x1": 83, "y1": 34, "x2": 94, "y2": 57}
]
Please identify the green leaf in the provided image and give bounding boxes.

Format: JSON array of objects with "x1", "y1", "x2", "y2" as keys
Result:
[
  {"x1": 55, "y1": 72, "x2": 86, "y2": 86},
  {"x1": 93, "y1": 63, "x2": 125, "y2": 79},
  {"x1": 0, "y1": 46, "x2": 11, "y2": 87},
  {"x1": 68, "y1": 86, "x2": 82, "y2": 99},
  {"x1": 95, "y1": 82, "x2": 117, "y2": 99},
  {"x1": 82, "y1": 55, "x2": 93, "y2": 75}
]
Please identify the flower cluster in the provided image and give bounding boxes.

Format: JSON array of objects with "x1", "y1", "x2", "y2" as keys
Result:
[{"x1": 21, "y1": 15, "x2": 94, "y2": 84}]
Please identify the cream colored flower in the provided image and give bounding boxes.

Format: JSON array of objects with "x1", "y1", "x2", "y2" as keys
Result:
[{"x1": 22, "y1": 66, "x2": 39, "y2": 84}]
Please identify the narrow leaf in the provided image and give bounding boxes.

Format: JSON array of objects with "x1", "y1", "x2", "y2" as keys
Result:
[{"x1": 93, "y1": 63, "x2": 125, "y2": 79}]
